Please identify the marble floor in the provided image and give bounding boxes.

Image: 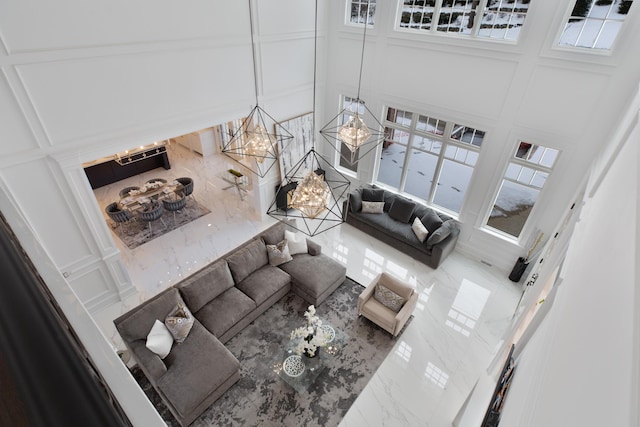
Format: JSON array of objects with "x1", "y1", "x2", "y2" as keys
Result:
[{"x1": 91, "y1": 141, "x2": 521, "y2": 427}]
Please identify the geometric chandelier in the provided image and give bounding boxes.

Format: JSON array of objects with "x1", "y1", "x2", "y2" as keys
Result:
[
  {"x1": 266, "y1": 0, "x2": 350, "y2": 237},
  {"x1": 221, "y1": 0, "x2": 293, "y2": 178},
  {"x1": 319, "y1": 9, "x2": 387, "y2": 166}
]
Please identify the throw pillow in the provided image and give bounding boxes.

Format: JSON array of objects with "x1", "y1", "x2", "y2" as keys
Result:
[
  {"x1": 362, "y1": 187, "x2": 385, "y2": 202},
  {"x1": 284, "y1": 230, "x2": 308, "y2": 255},
  {"x1": 165, "y1": 303, "x2": 195, "y2": 343},
  {"x1": 361, "y1": 201, "x2": 385, "y2": 214},
  {"x1": 411, "y1": 217, "x2": 429, "y2": 242},
  {"x1": 388, "y1": 197, "x2": 416, "y2": 223},
  {"x1": 426, "y1": 219, "x2": 457, "y2": 248},
  {"x1": 421, "y1": 209, "x2": 444, "y2": 234},
  {"x1": 266, "y1": 239, "x2": 293, "y2": 266},
  {"x1": 146, "y1": 320, "x2": 174, "y2": 358},
  {"x1": 373, "y1": 283, "x2": 406, "y2": 313}
]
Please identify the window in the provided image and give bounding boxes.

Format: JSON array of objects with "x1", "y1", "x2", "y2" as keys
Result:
[
  {"x1": 559, "y1": 0, "x2": 633, "y2": 50},
  {"x1": 398, "y1": 0, "x2": 531, "y2": 41},
  {"x1": 376, "y1": 107, "x2": 485, "y2": 214},
  {"x1": 350, "y1": 0, "x2": 376, "y2": 25},
  {"x1": 487, "y1": 142, "x2": 559, "y2": 238}
]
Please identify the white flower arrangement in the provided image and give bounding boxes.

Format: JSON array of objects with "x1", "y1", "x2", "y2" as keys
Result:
[{"x1": 290, "y1": 305, "x2": 330, "y2": 357}]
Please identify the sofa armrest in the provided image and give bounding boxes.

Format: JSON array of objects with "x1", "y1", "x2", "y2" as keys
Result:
[
  {"x1": 393, "y1": 289, "x2": 418, "y2": 336},
  {"x1": 129, "y1": 340, "x2": 167, "y2": 380},
  {"x1": 429, "y1": 226, "x2": 460, "y2": 268},
  {"x1": 306, "y1": 239, "x2": 322, "y2": 256},
  {"x1": 357, "y1": 281, "x2": 377, "y2": 314}
]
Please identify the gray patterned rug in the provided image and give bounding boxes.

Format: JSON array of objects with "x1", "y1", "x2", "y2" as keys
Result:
[
  {"x1": 108, "y1": 200, "x2": 210, "y2": 250},
  {"x1": 131, "y1": 277, "x2": 412, "y2": 426}
]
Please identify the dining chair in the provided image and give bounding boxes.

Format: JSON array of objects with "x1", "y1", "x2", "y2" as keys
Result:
[
  {"x1": 146, "y1": 178, "x2": 168, "y2": 185},
  {"x1": 105, "y1": 202, "x2": 135, "y2": 229},
  {"x1": 138, "y1": 202, "x2": 166, "y2": 235},
  {"x1": 176, "y1": 177, "x2": 195, "y2": 201},
  {"x1": 162, "y1": 194, "x2": 187, "y2": 224}
]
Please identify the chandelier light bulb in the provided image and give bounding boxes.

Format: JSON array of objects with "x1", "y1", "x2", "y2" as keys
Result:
[
  {"x1": 289, "y1": 170, "x2": 331, "y2": 219},
  {"x1": 337, "y1": 114, "x2": 371, "y2": 153},
  {"x1": 244, "y1": 124, "x2": 275, "y2": 163}
]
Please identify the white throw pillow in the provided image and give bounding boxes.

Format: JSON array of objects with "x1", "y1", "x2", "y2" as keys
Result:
[
  {"x1": 412, "y1": 217, "x2": 429, "y2": 243},
  {"x1": 361, "y1": 201, "x2": 385, "y2": 214},
  {"x1": 146, "y1": 320, "x2": 174, "y2": 359},
  {"x1": 284, "y1": 230, "x2": 308, "y2": 255}
]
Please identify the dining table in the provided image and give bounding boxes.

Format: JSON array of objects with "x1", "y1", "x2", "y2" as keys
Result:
[{"x1": 118, "y1": 179, "x2": 184, "y2": 212}]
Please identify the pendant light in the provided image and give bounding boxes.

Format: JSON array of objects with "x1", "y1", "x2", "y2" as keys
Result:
[
  {"x1": 267, "y1": 0, "x2": 350, "y2": 237},
  {"x1": 221, "y1": 0, "x2": 294, "y2": 178},
  {"x1": 319, "y1": 7, "x2": 386, "y2": 166}
]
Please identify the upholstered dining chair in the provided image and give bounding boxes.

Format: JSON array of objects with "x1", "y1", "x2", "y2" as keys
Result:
[
  {"x1": 357, "y1": 272, "x2": 418, "y2": 336},
  {"x1": 119, "y1": 186, "x2": 140, "y2": 198},
  {"x1": 176, "y1": 177, "x2": 194, "y2": 201},
  {"x1": 162, "y1": 194, "x2": 187, "y2": 224},
  {"x1": 138, "y1": 202, "x2": 166, "y2": 235},
  {"x1": 105, "y1": 202, "x2": 134, "y2": 229}
]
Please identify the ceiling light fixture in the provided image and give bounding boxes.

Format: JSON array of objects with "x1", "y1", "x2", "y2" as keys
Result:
[
  {"x1": 221, "y1": 0, "x2": 293, "y2": 177},
  {"x1": 319, "y1": 3, "x2": 386, "y2": 166},
  {"x1": 267, "y1": 0, "x2": 350, "y2": 236}
]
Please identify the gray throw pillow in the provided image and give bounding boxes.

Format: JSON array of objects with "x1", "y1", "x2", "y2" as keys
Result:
[
  {"x1": 421, "y1": 209, "x2": 444, "y2": 234},
  {"x1": 388, "y1": 197, "x2": 416, "y2": 223},
  {"x1": 426, "y1": 219, "x2": 456, "y2": 248},
  {"x1": 362, "y1": 188, "x2": 385, "y2": 202},
  {"x1": 266, "y1": 239, "x2": 293, "y2": 266}
]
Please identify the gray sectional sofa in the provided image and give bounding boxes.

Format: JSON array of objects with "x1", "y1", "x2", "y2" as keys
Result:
[
  {"x1": 114, "y1": 220, "x2": 346, "y2": 426},
  {"x1": 344, "y1": 186, "x2": 460, "y2": 269}
]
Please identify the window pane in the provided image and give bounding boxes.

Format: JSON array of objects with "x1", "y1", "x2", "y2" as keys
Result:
[
  {"x1": 505, "y1": 163, "x2": 521, "y2": 180},
  {"x1": 480, "y1": 0, "x2": 530, "y2": 41},
  {"x1": 386, "y1": 108, "x2": 413, "y2": 127},
  {"x1": 437, "y1": 0, "x2": 476, "y2": 34},
  {"x1": 414, "y1": 136, "x2": 442, "y2": 154},
  {"x1": 560, "y1": 0, "x2": 633, "y2": 49},
  {"x1": 433, "y1": 159, "x2": 473, "y2": 213},
  {"x1": 386, "y1": 127, "x2": 410, "y2": 144},
  {"x1": 350, "y1": 0, "x2": 376, "y2": 25},
  {"x1": 540, "y1": 148, "x2": 559, "y2": 168},
  {"x1": 487, "y1": 180, "x2": 540, "y2": 237},
  {"x1": 417, "y1": 114, "x2": 446, "y2": 135},
  {"x1": 378, "y1": 141, "x2": 406, "y2": 188},
  {"x1": 530, "y1": 171, "x2": 548, "y2": 188},
  {"x1": 451, "y1": 124, "x2": 485, "y2": 147},
  {"x1": 517, "y1": 166, "x2": 535, "y2": 184},
  {"x1": 404, "y1": 150, "x2": 438, "y2": 200},
  {"x1": 400, "y1": 0, "x2": 435, "y2": 30}
]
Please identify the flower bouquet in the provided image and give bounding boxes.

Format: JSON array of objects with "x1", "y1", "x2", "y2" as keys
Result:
[{"x1": 290, "y1": 305, "x2": 331, "y2": 358}]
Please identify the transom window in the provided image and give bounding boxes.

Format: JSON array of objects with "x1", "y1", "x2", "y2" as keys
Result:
[
  {"x1": 486, "y1": 142, "x2": 559, "y2": 238},
  {"x1": 376, "y1": 107, "x2": 485, "y2": 214},
  {"x1": 559, "y1": 0, "x2": 633, "y2": 50},
  {"x1": 398, "y1": 0, "x2": 531, "y2": 41},
  {"x1": 349, "y1": 0, "x2": 376, "y2": 25}
]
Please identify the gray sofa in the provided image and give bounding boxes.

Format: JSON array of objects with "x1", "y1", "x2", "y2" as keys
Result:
[
  {"x1": 114, "y1": 221, "x2": 346, "y2": 426},
  {"x1": 344, "y1": 186, "x2": 460, "y2": 269}
]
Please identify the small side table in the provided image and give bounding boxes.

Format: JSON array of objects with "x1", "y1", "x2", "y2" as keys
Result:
[{"x1": 222, "y1": 169, "x2": 248, "y2": 200}]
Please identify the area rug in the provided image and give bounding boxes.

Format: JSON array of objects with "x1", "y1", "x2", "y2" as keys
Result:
[
  {"x1": 107, "y1": 200, "x2": 210, "y2": 250},
  {"x1": 131, "y1": 277, "x2": 412, "y2": 426}
]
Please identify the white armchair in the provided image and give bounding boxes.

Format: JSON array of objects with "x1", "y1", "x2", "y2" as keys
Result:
[{"x1": 357, "y1": 272, "x2": 418, "y2": 336}]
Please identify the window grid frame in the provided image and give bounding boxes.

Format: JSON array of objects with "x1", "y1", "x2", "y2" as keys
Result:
[
  {"x1": 378, "y1": 107, "x2": 484, "y2": 214},
  {"x1": 397, "y1": 0, "x2": 531, "y2": 42},
  {"x1": 558, "y1": 0, "x2": 633, "y2": 50},
  {"x1": 348, "y1": 0, "x2": 377, "y2": 26}
]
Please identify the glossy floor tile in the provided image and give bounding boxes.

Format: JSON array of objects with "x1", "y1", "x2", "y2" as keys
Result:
[{"x1": 90, "y1": 142, "x2": 521, "y2": 426}]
